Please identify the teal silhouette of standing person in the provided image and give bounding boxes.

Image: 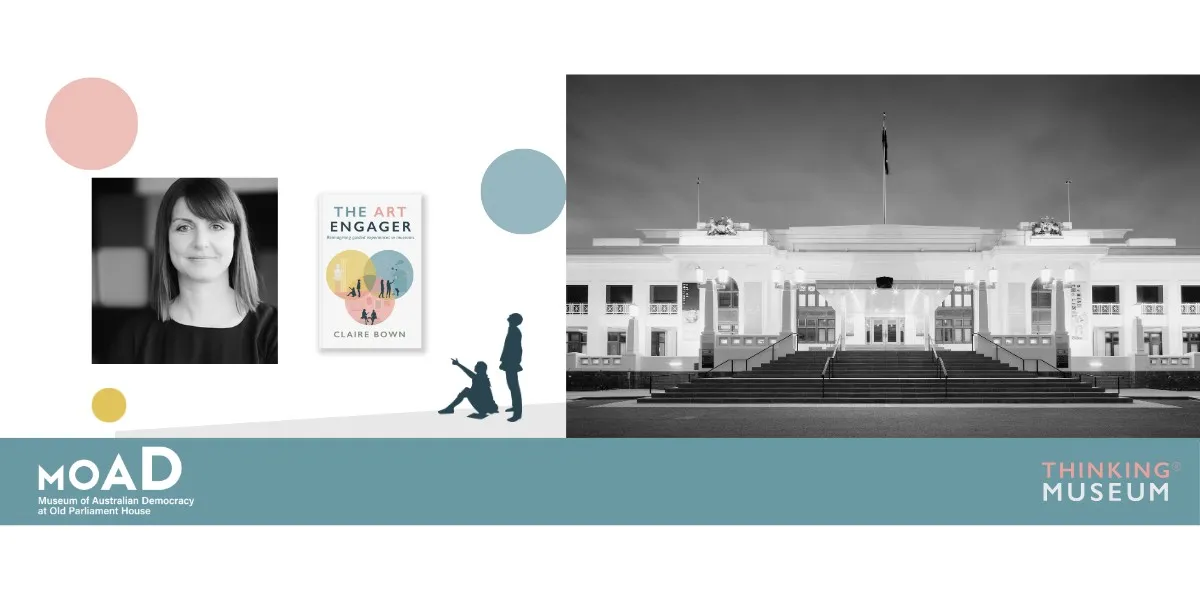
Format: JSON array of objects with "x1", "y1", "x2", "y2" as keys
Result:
[
  {"x1": 500, "y1": 313, "x2": 523, "y2": 422},
  {"x1": 439, "y1": 359, "x2": 499, "y2": 419}
]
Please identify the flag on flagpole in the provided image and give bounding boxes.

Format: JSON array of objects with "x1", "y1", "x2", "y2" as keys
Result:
[{"x1": 882, "y1": 114, "x2": 889, "y2": 175}]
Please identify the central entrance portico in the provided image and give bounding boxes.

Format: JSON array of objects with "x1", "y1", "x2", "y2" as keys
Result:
[{"x1": 815, "y1": 280, "x2": 956, "y2": 348}]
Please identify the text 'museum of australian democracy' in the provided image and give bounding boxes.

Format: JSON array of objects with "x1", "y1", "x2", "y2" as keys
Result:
[{"x1": 38, "y1": 495, "x2": 196, "y2": 515}]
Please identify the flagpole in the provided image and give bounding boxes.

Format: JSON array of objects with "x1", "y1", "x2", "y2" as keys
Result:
[
  {"x1": 882, "y1": 112, "x2": 888, "y2": 225},
  {"x1": 1065, "y1": 179, "x2": 1071, "y2": 223},
  {"x1": 696, "y1": 177, "x2": 701, "y2": 227}
]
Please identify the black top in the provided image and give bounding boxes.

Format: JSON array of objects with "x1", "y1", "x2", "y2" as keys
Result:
[{"x1": 109, "y1": 304, "x2": 278, "y2": 364}]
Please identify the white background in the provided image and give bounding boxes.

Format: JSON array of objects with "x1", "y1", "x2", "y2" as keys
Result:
[
  {"x1": 2, "y1": 1, "x2": 1198, "y2": 597},
  {"x1": 1, "y1": 2, "x2": 566, "y2": 437}
]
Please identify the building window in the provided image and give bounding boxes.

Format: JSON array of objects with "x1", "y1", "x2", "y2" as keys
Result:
[
  {"x1": 1182, "y1": 286, "x2": 1200, "y2": 305},
  {"x1": 1144, "y1": 331, "x2": 1163, "y2": 356},
  {"x1": 566, "y1": 330, "x2": 587, "y2": 354},
  {"x1": 606, "y1": 331, "x2": 626, "y2": 356},
  {"x1": 940, "y1": 285, "x2": 973, "y2": 308},
  {"x1": 1031, "y1": 281, "x2": 1052, "y2": 335},
  {"x1": 1147, "y1": 331, "x2": 1164, "y2": 355},
  {"x1": 935, "y1": 318, "x2": 972, "y2": 343},
  {"x1": 797, "y1": 317, "x2": 835, "y2": 343},
  {"x1": 650, "y1": 285, "x2": 678, "y2": 303},
  {"x1": 651, "y1": 330, "x2": 667, "y2": 357},
  {"x1": 1184, "y1": 331, "x2": 1200, "y2": 354},
  {"x1": 567, "y1": 285, "x2": 588, "y2": 314},
  {"x1": 567, "y1": 285, "x2": 588, "y2": 304},
  {"x1": 1136, "y1": 285, "x2": 1163, "y2": 304},
  {"x1": 649, "y1": 285, "x2": 679, "y2": 314},
  {"x1": 1092, "y1": 285, "x2": 1119, "y2": 303},
  {"x1": 1104, "y1": 331, "x2": 1120, "y2": 356},
  {"x1": 606, "y1": 285, "x2": 632, "y2": 304},
  {"x1": 797, "y1": 285, "x2": 828, "y2": 308}
]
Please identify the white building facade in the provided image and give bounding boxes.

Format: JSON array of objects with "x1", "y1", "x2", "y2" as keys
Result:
[{"x1": 567, "y1": 219, "x2": 1200, "y2": 375}]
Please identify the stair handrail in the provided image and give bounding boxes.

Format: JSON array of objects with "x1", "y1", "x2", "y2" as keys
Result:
[
  {"x1": 972, "y1": 332, "x2": 1033, "y2": 373},
  {"x1": 937, "y1": 356, "x2": 949, "y2": 398},
  {"x1": 744, "y1": 332, "x2": 796, "y2": 367},
  {"x1": 822, "y1": 334, "x2": 844, "y2": 381},
  {"x1": 1078, "y1": 373, "x2": 1128, "y2": 395},
  {"x1": 1031, "y1": 358, "x2": 1072, "y2": 379},
  {"x1": 972, "y1": 333, "x2": 1073, "y2": 378},
  {"x1": 703, "y1": 358, "x2": 736, "y2": 376}
]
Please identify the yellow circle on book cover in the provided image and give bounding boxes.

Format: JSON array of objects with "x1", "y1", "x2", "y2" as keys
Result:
[{"x1": 325, "y1": 249, "x2": 371, "y2": 294}]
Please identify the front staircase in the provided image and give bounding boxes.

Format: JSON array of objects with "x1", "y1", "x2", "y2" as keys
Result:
[{"x1": 644, "y1": 348, "x2": 1129, "y2": 404}]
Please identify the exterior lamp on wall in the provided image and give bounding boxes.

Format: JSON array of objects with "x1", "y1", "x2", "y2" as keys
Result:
[
  {"x1": 1040, "y1": 266, "x2": 1051, "y2": 284},
  {"x1": 794, "y1": 267, "x2": 806, "y2": 284},
  {"x1": 964, "y1": 267, "x2": 976, "y2": 285},
  {"x1": 717, "y1": 267, "x2": 729, "y2": 284},
  {"x1": 771, "y1": 267, "x2": 783, "y2": 288},
  {"x1": 988, "y1": 267, "x2": 999, "y2": 285},
  {"x1": 690, "y1": 264, "x2": 726, "y2": 290},
  {"x1": 628, "y1": 304, "x2": 640, "y2": 318}
]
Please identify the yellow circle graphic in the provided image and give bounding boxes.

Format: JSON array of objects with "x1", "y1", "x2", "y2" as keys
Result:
[
  {"x1": 92, "y1": 388, "x2": 127, "y2": 423},
  {"x1": 325, "y1": 249, "x2": 371, "y2": 295}
]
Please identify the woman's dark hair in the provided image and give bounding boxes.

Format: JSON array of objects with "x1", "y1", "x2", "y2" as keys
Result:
[{"x1": 149, "y1": 178, "x2": 260, "y2": 321}]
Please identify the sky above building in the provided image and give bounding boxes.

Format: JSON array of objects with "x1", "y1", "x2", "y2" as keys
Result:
[{"x1": 566, "y1": 75, "x2": 1200, "y2": 248}]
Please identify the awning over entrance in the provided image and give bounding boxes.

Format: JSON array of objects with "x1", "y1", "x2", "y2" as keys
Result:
[{"x1": 814, "y1": 280, "x2": 957, "y2": 316}]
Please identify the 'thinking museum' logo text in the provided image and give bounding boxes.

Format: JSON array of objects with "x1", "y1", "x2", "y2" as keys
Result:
[{"x1": 1042, "y1": 461, "x2": 1177, "y2": 503}]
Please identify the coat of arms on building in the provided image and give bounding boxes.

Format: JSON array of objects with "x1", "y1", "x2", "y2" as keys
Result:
[
  {"x1": 706, "y1": 216, "x2": 738, "y2": 236},
  {"x1": 1031, "y1": 216, "x2": 1063, "y2": 237},
  {"x1": 684, "y1": 310, "x2": 699, "y2": 323}
]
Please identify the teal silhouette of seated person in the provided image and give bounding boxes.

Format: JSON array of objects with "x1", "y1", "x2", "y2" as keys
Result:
[{"x1": 439, "y1": 358, "x2": 499, "y2": 419}]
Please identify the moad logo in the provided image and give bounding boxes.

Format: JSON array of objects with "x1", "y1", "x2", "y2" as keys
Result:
[{"x1": 38, "y1": 447, "x2": 182, "y2": 491}]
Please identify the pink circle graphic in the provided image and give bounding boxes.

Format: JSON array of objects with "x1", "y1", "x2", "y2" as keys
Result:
[{"x1": 45, "y1": 78, "x2": 138, "y2": 170}]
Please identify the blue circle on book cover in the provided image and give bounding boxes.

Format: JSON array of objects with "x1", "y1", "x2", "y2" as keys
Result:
[{"x1": 370, "y1": 250, "x2": 414, "y2": 299}]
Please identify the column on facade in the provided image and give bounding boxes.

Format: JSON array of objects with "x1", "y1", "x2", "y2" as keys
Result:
[
  {"x1": 779, "y1": 282, "x2": 792, "y2": 337},
  {"x1": 1054, "y1": 281, "x2": 1067, "y2": 336},
  {"x1": 925, "y1": 293, "x2": 938, "y2": 343},
  {"x1": 1132, "y1": 317, "x2": 1145, "y2": 356},
  {"x1": 977, "y1": 282, "x2": 990, "y2": 337},
  {"x1": 703, "y1": 281, "x2": 715, "y2": 334},
  {"x1": 626, "y1": 315, "x2": 639, "y2": 356},
  {"x1": 839, "y1": 295, "x2": 848, "y2": 345}
]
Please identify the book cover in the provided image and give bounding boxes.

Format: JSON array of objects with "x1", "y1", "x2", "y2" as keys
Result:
[{"x1": 318, "y1": 192, "x2": 423, "y2": 349}]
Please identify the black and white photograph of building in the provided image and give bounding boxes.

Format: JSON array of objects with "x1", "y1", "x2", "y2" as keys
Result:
[{"x1": 566, "y1": 75, "x2": 1200, "y2": 437}]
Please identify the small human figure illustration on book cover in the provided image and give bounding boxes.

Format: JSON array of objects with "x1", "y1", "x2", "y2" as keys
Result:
[{"x1": 325, "y1": 250, "x2": 413, "y2": 325}]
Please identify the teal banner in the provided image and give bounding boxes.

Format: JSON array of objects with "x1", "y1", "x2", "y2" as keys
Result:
[{"x1": 1, "y1": 439, "x2": 1196, "y2": 525}]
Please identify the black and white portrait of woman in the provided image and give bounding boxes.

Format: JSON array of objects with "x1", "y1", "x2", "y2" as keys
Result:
[{"x1": 93, "y1": 177, "x2": 278, "y2": 364}]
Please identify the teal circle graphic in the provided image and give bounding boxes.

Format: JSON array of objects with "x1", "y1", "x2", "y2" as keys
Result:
[
  {"x1": 481, "y1": 149, "x2": 565, "y2": 234},
  {"x1": 371, "y1": 249, "x2": 414, "y2": 299}
]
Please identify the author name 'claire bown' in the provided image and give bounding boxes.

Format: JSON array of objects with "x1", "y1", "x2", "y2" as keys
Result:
[{"x1": 333, "y1": 330, "x2": 407, "y2": 338}]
